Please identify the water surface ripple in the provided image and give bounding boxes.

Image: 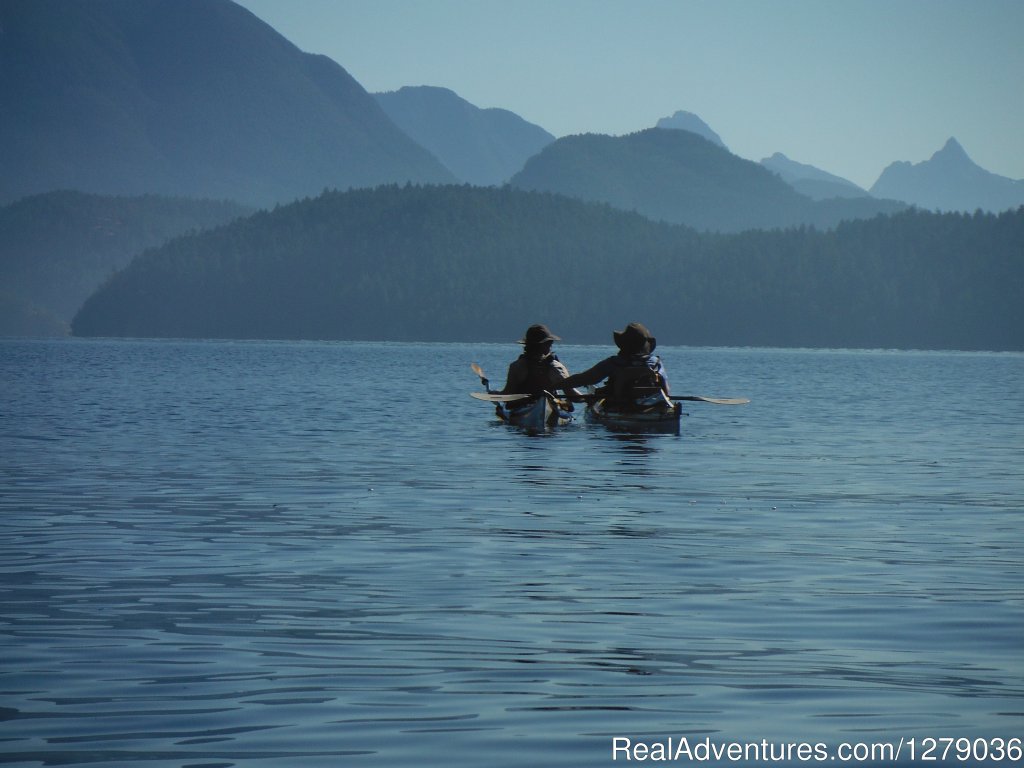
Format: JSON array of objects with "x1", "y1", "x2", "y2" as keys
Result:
[{"x1": 1, "y1": 340, "x2": 1021, "y2": 766}]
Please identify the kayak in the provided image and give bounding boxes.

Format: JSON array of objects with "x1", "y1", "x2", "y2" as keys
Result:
[
  {"x1": 470, "y1": 384, "x2": 744, "y2": 433},
  {"x1": 497, "y1": 392, "x2": 573, "y2": 431},
  {"x1": 584, "y1": 395, "x2": 682, "y2": 433}
]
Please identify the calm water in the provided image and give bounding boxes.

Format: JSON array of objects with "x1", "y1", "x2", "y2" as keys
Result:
[{"x1": 1, "y1": 339, "x2": 1021, "y2": 767}]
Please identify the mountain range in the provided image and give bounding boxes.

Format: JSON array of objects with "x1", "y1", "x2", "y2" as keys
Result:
[
  {"x1": 509, "y1": 129, "x2": 905, "y2": 233},
  {"x1": 3, "y1": 0, "x2": 1020, "y2": 217},
  {"x1": 374, "y1": 86, "x2": 555, "y2": 186},
  {"x1": 3, "y1": 0, "x2": 1022, "y2": 346},
  {"x1": 0, "y1": 0, "x2": 453, "y2": 207}
]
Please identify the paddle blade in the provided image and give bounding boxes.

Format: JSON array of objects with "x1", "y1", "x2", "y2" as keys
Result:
[
  {"x1": 470, "y1": 392, "x2": 532, "y2": 403},
  {"x1": 673, "y1": 396, "x2": 750, "y2": 405},
  {"x1": 471, "y1": 363, "x2": 486, "y2": 378}
]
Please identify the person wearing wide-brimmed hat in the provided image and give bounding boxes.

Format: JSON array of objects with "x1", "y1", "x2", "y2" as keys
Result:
[
  {"x1": 500, "y1": 323, "x2": 575, "y2": 396},
  {"x1": 559, "y1": 322, "x2": 669, "y2": 406}
]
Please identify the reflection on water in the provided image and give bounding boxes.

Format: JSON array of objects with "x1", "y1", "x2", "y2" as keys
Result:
[{"x1": 1, "y1": 340, "x2": 1022, "y2": 767}]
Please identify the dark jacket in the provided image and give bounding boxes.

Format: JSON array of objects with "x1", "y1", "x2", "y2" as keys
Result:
[{"x1": 501, "y1": 353, "x2": 571, "y2": 396}]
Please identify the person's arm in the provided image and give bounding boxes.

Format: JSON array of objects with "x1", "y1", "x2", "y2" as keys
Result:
[
  {"x1": 549, "y1": 359, "x2": 583, "y2": 397},
  {"x1": 560, "y1": 358, "x2": 614, "y2": 391},
  {"x1": 654, "y1": 358, "x2": 670, "y2": 395}
]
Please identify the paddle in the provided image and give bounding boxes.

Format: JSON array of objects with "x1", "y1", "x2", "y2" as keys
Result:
[
  {"x1": 470, "y1": 391, "x2": 533, "y2": 403},
  {"x1": 470, "y1": 363, "x2": 534, "y2": 403},
  {"x1": 470, "y1": 363, "x2": 568, "y2": 408},
  {"x1": 672, "y1": 395, "x2": 749, "y2": 405},
  {"x1": 470, "y1": 363, "x2": 491, "y2": 392},
  {"x1": 567, "y1": 392, "x2": 749, "y2": 405}
]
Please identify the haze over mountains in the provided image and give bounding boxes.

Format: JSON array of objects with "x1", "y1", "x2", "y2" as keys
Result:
[
  {"x1": 0, "y1": 0, "x2": 453, "y2": 207},
  {"x1": 509, "y1": 129, "x2": 905, "y2": 233},
  {"x1": 374, "y1": 86, "x2": 555, "y2": 187},
  {"x1": 871, "y1": 138, "x2": 1024, "y2": 213},
  {"x1": 2, "y1": 0, "x2": 1022, "y2": 347},
  {"x1": 655, "y1": 111, "x2": 727, "y2": 149},
  {"x1": 1, "y1": 191, "x2": 250, "y2": 336},
  {"x1": 3, "y1": 0, "x2": 1020, "y2": 215},
  {"x1": 759, "y1": 153, "x2": 870, "y2": 201}
]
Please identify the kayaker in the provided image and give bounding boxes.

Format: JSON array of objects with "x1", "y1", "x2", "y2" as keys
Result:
[
  {"x1": 559, "y1": 322, "x2": 669, "y2": 407},
  {"x1": 500, "y1": 324, "x2": 575, "y2": 397}
]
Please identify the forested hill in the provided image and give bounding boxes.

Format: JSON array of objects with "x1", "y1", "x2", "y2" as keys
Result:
[
  {"x1": 72, "y1": 185, "x2": 1024, "y2": 352},
  {"x1": 509, "y1": 129, "x2": 905, "y2": 233},
  {"x1": 1, "y1": 191, "x2": 251, "y2": 336}
]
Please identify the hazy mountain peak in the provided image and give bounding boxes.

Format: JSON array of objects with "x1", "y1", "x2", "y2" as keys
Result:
[
  {"x1": 510, "y1": 128, "x2": 902, "y2": 232},
  {"x1": 931, "y1": 136, "x2": 971, "y2": 165},
  {"x1": 759, "y1": 152, "x2": 868, "y2": 200},
  {"x1": 374, "y1": 85, "x2": 555, "y2": 186},
  {"x1": 655, "y1": 110, "x2": 727, "y2": 149},
  {"x1": 871, "y1": 137, "x2": 1024, "y2": 212}
]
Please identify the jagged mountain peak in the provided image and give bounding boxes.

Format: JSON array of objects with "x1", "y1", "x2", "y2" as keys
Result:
[
  {"x1": 931, "y1": 137, "x2": 971, "y2": 165},
  {"x1": 871, "y1": 137, "x2": 1024, "y2": 212},
  {"x1": 654, "y1": 110, "x2": 727, "y2": 149}
]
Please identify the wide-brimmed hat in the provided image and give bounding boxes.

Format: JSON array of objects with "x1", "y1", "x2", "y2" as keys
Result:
[
  {"x1": 613, "y1": 322, "x2": 656, "y2": 353},
  {"x1": 518, "y1": 324, "x2": 561, "y2": 345}
]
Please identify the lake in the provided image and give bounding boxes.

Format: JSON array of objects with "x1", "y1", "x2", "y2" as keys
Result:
[{"x1": 1, "y1": 339, "x2": 1021, "y2": 767}]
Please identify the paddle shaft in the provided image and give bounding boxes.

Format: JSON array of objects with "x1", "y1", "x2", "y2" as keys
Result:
[
  {"x1": 472, "y1": 362, "x2": 747, "y2": 405},
  {"x1": 470, "y1": 363, "x2": 491, "y2": 392},
  {"x1": 569, "y1": 393, "x2": 748, "y2": 405}
]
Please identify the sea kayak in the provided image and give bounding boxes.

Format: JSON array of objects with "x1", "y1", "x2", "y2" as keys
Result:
[
  {"x1": 584, "y1": 394, "x2": 682, "y2": 433},
  {"x1": 469, "y1": 390, "x2": 573, "y2": 430},
  {"x1": 497, "y1": 392, "x2": 573, "y2": 430}
]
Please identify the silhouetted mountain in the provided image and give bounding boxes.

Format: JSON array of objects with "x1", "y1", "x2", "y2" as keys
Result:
[
  {"x1": 655, "y1": 111, "x2": 728, "y2": 149},
  {"x1": 1, "y1": 191, "x2": 250, "y2": 336},
  {"x1": 870, "y1": 138, "x2": 1024, "y2": 213},
  {"x1": 509, "y1": 129, "x2": 904, "y2": 232},
  {"x1": 761, "y1": 152, "x2": 869, "y2": 200},
  {"x1": 0, "y1": 0, "x2": 455, "y2": 207},
  {"x1": 72, "y1": 185, "x2": 1024, "y2": 351},
  {"x1": 374, "y1": 86, "x2": 555, "y2": 186}
]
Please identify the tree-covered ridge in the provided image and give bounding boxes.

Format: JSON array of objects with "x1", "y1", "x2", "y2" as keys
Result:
[
  {"x1": 510, "y1": 128, "x2": 906, "y2": 232},
  {"x1": 72, "y1": 185, "x2": 693, "y2": 342},
  {"x1": 71, "y1": 185, "x2": 1024, "y2": 351},
  {"x1": 1, "y1": 190, "x2": 251, "y2": 336}
]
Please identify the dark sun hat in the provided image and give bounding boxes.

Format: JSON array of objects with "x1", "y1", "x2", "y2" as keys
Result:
[
  {"x1": 613, "y1": 322, "x2": 656, "y2": 353},
  {"x1": 518, "y1": 324, "x2": 561, "y2": 345}
]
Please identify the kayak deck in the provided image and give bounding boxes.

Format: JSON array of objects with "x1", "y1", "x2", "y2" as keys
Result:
[{"x1": 584, "y1": 397, "x2": 682, "y2": 434}]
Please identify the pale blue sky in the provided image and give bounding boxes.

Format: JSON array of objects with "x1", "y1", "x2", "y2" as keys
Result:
[{"x1": 234, "y1": 0, "x2": 1023, "y2": 189}]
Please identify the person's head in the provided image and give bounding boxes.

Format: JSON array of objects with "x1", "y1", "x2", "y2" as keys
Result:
[
  {"x1": 613, "y1": 322, "x2": 656, "y2": 355},
  {"x1": 518, "y1": 323, "x2": 560, "y2": 356}
]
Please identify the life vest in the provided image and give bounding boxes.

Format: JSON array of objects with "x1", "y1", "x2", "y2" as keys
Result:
[
  {"x1": 606, "y1": 354, "x2": 666, "y2": 404},
  {"x1": 518, "y1": 354, "x2": 563, "y2": 395}
]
